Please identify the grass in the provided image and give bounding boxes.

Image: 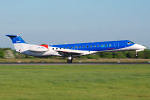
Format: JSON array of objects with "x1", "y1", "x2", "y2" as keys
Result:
[
  {"x1": 0, "y1": 65, "x2": 150, "y2": 100},
  {"x1": 0, "y1": 58, "x2": 150, "y2": 63}
]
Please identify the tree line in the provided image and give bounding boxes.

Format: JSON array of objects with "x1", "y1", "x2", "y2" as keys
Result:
[{"x1": 0, "y1": 48, "x2": 150, "y2": 59}]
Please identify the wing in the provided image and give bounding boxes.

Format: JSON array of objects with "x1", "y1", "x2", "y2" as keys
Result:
[
  {"x1": 55, "y1": 49, "x2": 97, "y2": 56},
  {"x1": 56, "y1": 49, "x2": 83, "y2": 56}
]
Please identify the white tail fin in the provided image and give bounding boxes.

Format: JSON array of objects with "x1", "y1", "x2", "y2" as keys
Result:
[{"x1": 6, "y1": 35, "x2": 29, "y2": 52}]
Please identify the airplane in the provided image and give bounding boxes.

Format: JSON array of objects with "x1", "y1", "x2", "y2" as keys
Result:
[{"x1": 6, "y1": 35, "x2": 146, "y2": 63}]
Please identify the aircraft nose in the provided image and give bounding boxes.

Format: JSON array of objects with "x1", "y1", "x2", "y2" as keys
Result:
[
  {"x1": 132, "y1": 44, "x2": 146, "y2": 50},
  {"x1": 143, "y1": 46, "x2": 146, "y2": 49},
  {"x1": 138, "y1": 44, "x2": 146, "y2": 49}
]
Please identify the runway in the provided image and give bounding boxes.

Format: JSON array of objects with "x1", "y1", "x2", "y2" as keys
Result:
[{"x1": 0, "y1": 62, "x2": 150, "y2": 65}]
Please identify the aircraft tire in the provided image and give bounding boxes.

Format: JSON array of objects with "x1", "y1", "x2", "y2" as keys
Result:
[{"x1": 67, "y1": 59, "x2": 72, "y2": 63}]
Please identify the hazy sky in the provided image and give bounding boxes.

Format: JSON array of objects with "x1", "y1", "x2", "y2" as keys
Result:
[{"x1": 0, "y1": 0, "x2": 150, "y2": 49}]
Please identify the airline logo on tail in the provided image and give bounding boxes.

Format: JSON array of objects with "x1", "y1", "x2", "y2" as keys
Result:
[{"x1": 6, "y1": 35, "x2": 26, "y2": 44}]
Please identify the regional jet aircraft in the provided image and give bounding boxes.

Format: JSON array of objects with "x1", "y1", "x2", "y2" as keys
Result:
[{"x1": 6, "y1": 35, "x2": 146, "y2": 63}]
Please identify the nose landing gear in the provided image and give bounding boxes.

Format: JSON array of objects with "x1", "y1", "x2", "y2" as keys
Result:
[
  {"x1": 136, "y1": 50, "x2": 138, "y2": 57},
  {"x1": 135, "y1": 49, "x2": 145, "y2": 57}
]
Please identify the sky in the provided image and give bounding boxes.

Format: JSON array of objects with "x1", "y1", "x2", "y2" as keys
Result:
[{"x1": 0, "y1": 0, "x2": 150, "y2": 49}]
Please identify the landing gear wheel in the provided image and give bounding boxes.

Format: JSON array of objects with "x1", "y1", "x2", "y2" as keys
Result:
[
  {"x1": 67, "y1": 54, "x2": 73, "y2": 63},
  {"x1": 67, "y1": 59, "x2": 72, "y2": 63}
]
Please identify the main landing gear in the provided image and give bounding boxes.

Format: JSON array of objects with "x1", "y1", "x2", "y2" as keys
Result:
[
  {"x1": 67, "y1": 54, "x2": 73, "y2": 63},
  {"x1": 67, "y1": 59, "x2": 73, "y2": 63}
]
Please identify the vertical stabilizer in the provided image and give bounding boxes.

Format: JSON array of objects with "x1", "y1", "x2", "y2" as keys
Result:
[{"x1": 6, "y1": 35, "x2": 28, "y2": 52}]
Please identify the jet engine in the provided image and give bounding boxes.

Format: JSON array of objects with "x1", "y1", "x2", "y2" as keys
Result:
[{"x1": 28, "y1": 45, "x2": 49, "y2": 52}]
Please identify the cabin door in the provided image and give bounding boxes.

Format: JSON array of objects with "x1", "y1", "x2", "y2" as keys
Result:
[{"x1": 114, "y1": 42, "x2": 119, "y2": 49}]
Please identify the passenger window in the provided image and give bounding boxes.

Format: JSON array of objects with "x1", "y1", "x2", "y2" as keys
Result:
[
  {"x1": 71, "y1": 47, "x2": 73, "y2": 49},
  {"x1": 90, "y1": 45, "x2": 92, "y2": 47},
  {"x1": 52, "y1": 48, "x2": 54, "y2": 50},
  {"x1": 97, "y1": 45, "x2": 100, "y2": 47},
  {"x1": 94, "y1": 45, "x2": 96, "y2": 47},
  {"x1": 63, "y1": 47, "x2": 65, "y2": 49},
  {"x1": 79, "y1": 46, "x2": 81, "y2": 48},
  {"x1": 87, "y1": 45, "x2": 89, "y2": 48},
  {"x1": 75, "y1": 46, "x2": 77, "y2": 48},
  {"x1": 109, "y1": 44, "x2": 111, "y2": 47},
  {"x1": 105, "y1": 44, "x2": 108, "y2": 47},
  {"x1": 101, "y1": 44, "x2": 104, "y2": 47},
  {"x1": 67, "y1": 47, "x2": 69, "y2": 49},
  {"x1": 83, "y1": 46, "x2": 85, "y2": 48}
]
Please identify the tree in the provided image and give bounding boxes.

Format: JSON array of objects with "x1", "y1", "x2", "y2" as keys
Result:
[{"x1": 0, "y1": 49, "x2": 4, "y2": 58}]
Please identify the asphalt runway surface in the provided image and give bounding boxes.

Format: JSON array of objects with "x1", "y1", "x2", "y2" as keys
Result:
[{"x1": 0, "y1": 62, "x2": 150, "y2": 65}]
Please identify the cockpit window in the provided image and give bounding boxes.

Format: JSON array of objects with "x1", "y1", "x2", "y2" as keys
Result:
[
  {"x1": 130, "y1": 41, "x2": 134, "y2": 44},
  {"x1": 127, "y1": 41, "x2": 134, "y2": 45}
]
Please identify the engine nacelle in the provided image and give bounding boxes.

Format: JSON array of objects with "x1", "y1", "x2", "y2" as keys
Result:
[{"x1": 28, "y1": 45, "x2": 49, "y2": 52}]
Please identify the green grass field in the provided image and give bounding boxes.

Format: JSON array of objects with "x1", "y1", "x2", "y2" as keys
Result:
[{"x1": 0, "y1": 65, "x2": 150, "y2": 100}]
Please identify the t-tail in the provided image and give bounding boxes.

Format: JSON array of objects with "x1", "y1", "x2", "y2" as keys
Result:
[{"x1": 6, "y1": 35, "x2": 29, "y2": 52}]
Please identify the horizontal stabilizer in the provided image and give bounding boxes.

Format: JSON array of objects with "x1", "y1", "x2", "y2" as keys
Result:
[{"x1": 6, "y1": 35, "x2": 18, "y2": 38}]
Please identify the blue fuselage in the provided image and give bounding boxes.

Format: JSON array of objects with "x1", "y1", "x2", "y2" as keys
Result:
[{"x1": 51, "y1": 40, "x2": 134, "y2": 51}]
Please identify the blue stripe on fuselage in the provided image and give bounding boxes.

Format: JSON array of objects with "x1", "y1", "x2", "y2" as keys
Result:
[{"x1": 50, "y1": 40, "x2": 134, "y2": 51}]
